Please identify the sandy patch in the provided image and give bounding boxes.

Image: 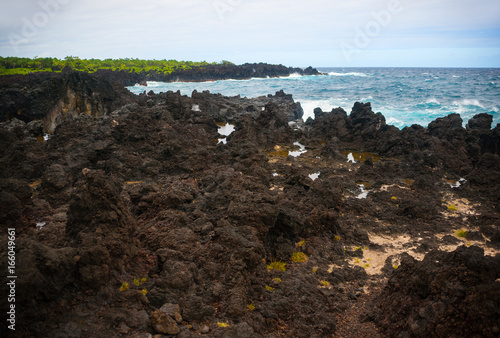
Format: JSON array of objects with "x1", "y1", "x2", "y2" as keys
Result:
[{"x1": 441, "y1": 192, "x2": 479, "y2": 217}]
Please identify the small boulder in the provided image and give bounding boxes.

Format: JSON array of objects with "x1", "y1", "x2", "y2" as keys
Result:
[
  {"x1": 160, "y1": 303, "x2": 183, "y2": 323},
  {"x1": 150, "y1": 309, "x2": 180, "y2": 335}
]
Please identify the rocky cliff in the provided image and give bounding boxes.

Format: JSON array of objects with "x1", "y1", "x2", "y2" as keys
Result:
[{"x1": 0, "y1": 71, "x2": 135, "y2": 133}]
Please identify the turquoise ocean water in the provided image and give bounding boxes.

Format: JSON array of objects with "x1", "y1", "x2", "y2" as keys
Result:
[{"x1": 127, "y1": 68, "x2": 500, "y2": 129}]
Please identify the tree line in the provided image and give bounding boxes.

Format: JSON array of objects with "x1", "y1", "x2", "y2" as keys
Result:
[{"x1": 0, "y1": 56, "x2": 235, "y2": 76}]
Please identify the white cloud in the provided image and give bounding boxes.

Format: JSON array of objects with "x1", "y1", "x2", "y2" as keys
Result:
[{"x1": 1, "y1": 0, "x2": 499, "y2": 66}]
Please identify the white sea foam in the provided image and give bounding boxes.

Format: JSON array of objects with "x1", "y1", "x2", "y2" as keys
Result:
[
  {"x1": 328, "y1": 72, "x2": 369, "y2": 77},
  {"x1": 146, "y1": 81, "x2": 163, "y2": 87},
  {"x1": 287, "y1": 73, "x2": 302, "y2": 78},
  {"x1": 452, "y1": 99, "x2": 485, "y2": 108},
  {"x1": 426, "y1": 98, "x2": 440, "y2": 105},
  {"x1": 386, "y1": 117, "x2": 405, "y2": 128}
]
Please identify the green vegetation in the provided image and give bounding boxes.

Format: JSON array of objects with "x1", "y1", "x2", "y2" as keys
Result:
[
  {"x1": 320, "y1": 280, "x2": 330, "y2": 286},
  {"x1": 267, "y1": 260, "x2": 287, "y2": 272},
  {"x1": 267, "y1": 148, "x2": 290, "y2": 158},
  {"x1": 0, "y1": 56, "x2": 234, "y2": 76},
  {"x1": 119, "y1": 282, "x2": 129, "y2": 292},
  {"x1": 217, "y1": 322, "x2": 230, "y2": 328},
  {"x1": 265, "y1": 285, "x2": 274, "y2": 292},
  {"x1": 291, "y1": 251, "x2": 309, "y2": 263},
  {"x1": 448, "y1": 204, "x2": 457, "y2": 211},
  {"x1": 455, "y1": 229, "x2": 468, "y2": 238},
  {"x1": 119, "y1": 277, "x2": 147, "y2": 293},
  {"x1": 247, "y1": 304, "x2": 256, "y2": 311},
  {"x1": 273, "y1": 277, "x2": 282, "y2": 283}
]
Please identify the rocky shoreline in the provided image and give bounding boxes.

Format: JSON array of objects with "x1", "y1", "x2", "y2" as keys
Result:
[
  {"x1": 1, "y1": 72, "x2": 499, "y2": 337},
  {"x1": 93, "y1": 63, "x2": 322, "y2": 86}
]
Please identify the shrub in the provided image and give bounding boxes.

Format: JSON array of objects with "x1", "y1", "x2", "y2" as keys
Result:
[
  {"x1": 455, "y1": 229, "x2": 468, "y2": 238},
  {"x1": 448, "y1": 204, "x2": 457, "y2": 211},
  {"x1": 291, "y1": 252, "x2": 309, "y2": 263},
  {"x1": 267, "y1": 260, "x2": 286, "y2": 272},
  {"x1": 247, "y1": 304, "x2": 255, "y2": 311},
  {"x1": 119, "y1": 282, "x2": 129, "y2": 292},
  {"x1": 320, "y1": 280, "x2": 330, "y2": 286}
]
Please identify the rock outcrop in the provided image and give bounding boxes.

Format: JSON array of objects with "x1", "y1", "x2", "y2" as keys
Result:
[
  {"x1": 0, "y1": 71, "x2": 135, "y2": 133},
  {"x1": 369, "y1": 246, "x2": 500, "y2": 337},
  {"x1": 0, "y1": 72, "x2": 499, "y2": 337}
]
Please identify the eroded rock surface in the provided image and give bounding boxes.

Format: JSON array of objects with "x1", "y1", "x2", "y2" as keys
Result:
[{"x1": 0, "y1": 71, "x2": 499, "y2": 337}]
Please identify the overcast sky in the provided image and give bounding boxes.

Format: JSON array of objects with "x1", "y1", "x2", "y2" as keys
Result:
[{"x1": 1, "y1": 0, "x2": 499, "y2": 67}]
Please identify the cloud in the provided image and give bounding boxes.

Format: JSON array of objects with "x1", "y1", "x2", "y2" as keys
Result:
[{"x1": 0, "y1": 0, "x2": 499, "y2": 66}]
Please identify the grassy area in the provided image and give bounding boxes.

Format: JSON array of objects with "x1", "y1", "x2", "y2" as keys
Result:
[{"x1": 0, "y1": 56, "x2": 234, "y2": 76}]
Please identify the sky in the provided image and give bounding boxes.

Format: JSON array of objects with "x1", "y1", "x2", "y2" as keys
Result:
[{"x1": 0, "y1": 0, "x2": 499, "y2": 67}]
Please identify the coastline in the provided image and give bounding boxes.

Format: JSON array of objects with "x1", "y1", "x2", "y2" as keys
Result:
[{"x1": 0, "y1": 70, "x2": 499, "y2": 337}]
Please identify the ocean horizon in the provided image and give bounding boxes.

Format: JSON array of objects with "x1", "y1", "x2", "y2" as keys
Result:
[{"x1": 127, "y1": 67, "x2": 500, "y2": 129}]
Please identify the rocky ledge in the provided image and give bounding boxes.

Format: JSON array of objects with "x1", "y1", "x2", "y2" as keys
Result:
[{"x1": 0, "y1": 73, "x2": 499, "y2": 337}]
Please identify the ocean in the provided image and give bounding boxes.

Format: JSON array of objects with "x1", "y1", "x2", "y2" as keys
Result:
[{"x1": 126, "y1": 68, "x2": 500, "y2": 129}]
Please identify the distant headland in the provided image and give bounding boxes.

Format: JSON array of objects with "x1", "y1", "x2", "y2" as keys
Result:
[{"x1": 0, "y1": 56, "x2": 321, "y2": 86}]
